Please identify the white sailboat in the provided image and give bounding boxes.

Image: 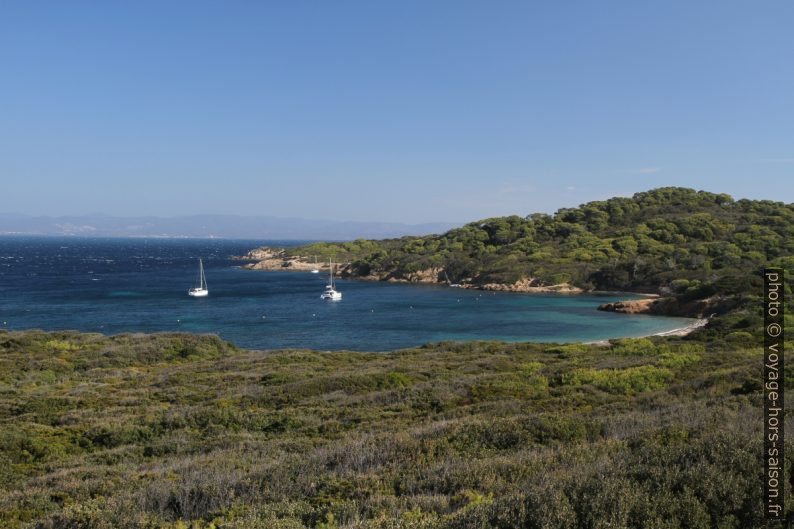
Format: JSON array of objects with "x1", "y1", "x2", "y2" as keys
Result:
[
  {"x1": 310, "y1": 255, "x2": 320, "y2": 274},
  {"x1": 188, "y1": 259, "x2": 209, "y2": 297},
  {"x1": 320, "y1": 259, "x2": 342, "y2": 300}
]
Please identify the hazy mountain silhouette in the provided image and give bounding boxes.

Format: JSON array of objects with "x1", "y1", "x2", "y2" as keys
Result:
[{"x1": 0, "y1": 213, "x2": 456, "y2": 240}]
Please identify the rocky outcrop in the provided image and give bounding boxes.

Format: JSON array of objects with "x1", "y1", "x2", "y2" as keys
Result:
[
  {"x1": 597, "y1": 299, "x2": 656, "y2": 314},
  {"x1": 239, "y1": 247, "x2": 332, "y2": 272},
  {"x1": 470, "y1": 278, "x2": 584, "y2": 294},
  {"x1": 244, "y1": 258, "x2": 326, "y2": 271},
  {"x1": 598, "y1": 296, "x2": 725, "y2": 318},
  {"x1": 382, "y1": 268, "x2": 443, "y2": 283},
  {"x1": 239, "y1": 247, "x2": 283, "y2": 261},
  {"x1": 338, "y1": 267, "x2": 443, "y2": 283}
]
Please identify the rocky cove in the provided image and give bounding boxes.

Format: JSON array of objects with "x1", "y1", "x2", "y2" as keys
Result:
[{"x1": 237, "y1": 247, "x2": 720, "y2": 320}]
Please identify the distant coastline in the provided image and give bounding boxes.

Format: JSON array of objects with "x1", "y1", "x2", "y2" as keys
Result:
[{"x1": 0, "y1": 213, "x2": 457, "y2": 240}]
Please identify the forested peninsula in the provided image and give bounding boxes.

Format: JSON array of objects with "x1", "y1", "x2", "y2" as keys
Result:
[{"x1": 242, "y1": 187, "x2": 794, "y2": 319}]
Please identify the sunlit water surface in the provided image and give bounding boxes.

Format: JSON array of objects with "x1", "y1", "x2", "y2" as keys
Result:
[{"x1": 0, "y1": 237, "x2": 693, "y2": 351}]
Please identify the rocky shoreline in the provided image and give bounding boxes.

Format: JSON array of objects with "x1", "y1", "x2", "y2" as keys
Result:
[
  {"x1": 238, "y1": 247, "x2": 719, "y2": 319},
  {"x1": 237, "y1": 247, "x2": 585, "y2": 293},
  {"x1": 464, "y1": 279, "x2": 583, "y2": 294},
  {"x1": 596, "y1": 296, "x2": 724, "y2": 319},
  {"x1": 238, "y1": 248, "x2": 326, "y2": 272}
]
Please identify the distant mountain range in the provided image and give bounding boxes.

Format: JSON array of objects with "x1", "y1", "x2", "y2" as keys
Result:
[{"x1": 0, "y1": 213, "x2": 457, "y2": 240}]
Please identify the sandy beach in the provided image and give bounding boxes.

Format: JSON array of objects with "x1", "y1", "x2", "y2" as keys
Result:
[
  {"x1": 584, "y1": 317, "x2": 709, "y2": 346},
  {"x1": 651, "y1": 318, "x2": 709, "y2": 337}
]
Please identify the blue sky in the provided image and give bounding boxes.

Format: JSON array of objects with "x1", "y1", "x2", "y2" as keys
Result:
[{"x1": 1, "y1": 1, "x2": 792, "y2": 223}]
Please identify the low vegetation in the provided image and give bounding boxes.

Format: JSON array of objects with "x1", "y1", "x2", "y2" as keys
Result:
[{"x1": 1, "y1": 329, "x2": 791, "y2": 528}]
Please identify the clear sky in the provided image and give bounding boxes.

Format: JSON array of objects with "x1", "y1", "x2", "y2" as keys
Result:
[{"x1": 2, "y1": 1, "x2": 792, "y2": 223}]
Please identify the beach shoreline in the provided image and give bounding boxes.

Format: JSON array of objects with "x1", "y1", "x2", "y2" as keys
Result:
[{"x1": 584, "y1": 317, "x2": 709, "y2": 346}]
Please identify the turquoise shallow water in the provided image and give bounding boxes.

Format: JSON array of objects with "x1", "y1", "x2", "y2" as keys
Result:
[{"x1": 0, "y1": 237, "x2": 693, "y2": 351}]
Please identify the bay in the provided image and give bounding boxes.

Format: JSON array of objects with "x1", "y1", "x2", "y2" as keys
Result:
[{"x1": 0, "y1": 236, "x2": 693, "y2": 351}]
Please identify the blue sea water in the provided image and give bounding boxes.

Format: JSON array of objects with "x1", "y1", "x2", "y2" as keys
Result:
[{"x1": 0, "y1": 237, "x2": 694, "y2": 351}]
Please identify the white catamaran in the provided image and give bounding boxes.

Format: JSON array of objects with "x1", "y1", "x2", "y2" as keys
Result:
[
  {"x1": 188, "y1": 259, "x2": 209, "y2": 297},
  {"x1": 320, "y1": 259, "x2": 342, "y2": 300}
]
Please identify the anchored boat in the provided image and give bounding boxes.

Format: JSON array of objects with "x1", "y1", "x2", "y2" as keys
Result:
[
  {"x1": 188, "y1": 259, "x2": 209, "y2": 297},
  {"x1": 320, "y1": 259, "x2": 342, "y2": 301}
]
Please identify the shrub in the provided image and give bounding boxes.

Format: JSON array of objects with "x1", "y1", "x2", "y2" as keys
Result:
[
  {"x1": 657, "y1": 352, "x2": 701, "y2": 369},
  {"x1": 564, "y1": 365, "x2": 673, "y2": 395}
]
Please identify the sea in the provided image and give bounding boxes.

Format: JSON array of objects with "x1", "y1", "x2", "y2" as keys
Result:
[{"x1": 0, "y1": 236, "x2": 694, "y2": 351}]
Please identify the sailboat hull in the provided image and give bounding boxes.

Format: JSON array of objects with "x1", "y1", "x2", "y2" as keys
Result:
[
  {"x1": 321, "y1": 290, "x2": 342, "y2": 300},
  {"x1": 188, "y1": 288, "x2": 209, "y2": 297}
]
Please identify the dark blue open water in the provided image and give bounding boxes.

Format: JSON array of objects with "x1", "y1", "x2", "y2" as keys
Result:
[{"x1": 0, "y1": 237, "x2": 693, "y2": 351}]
